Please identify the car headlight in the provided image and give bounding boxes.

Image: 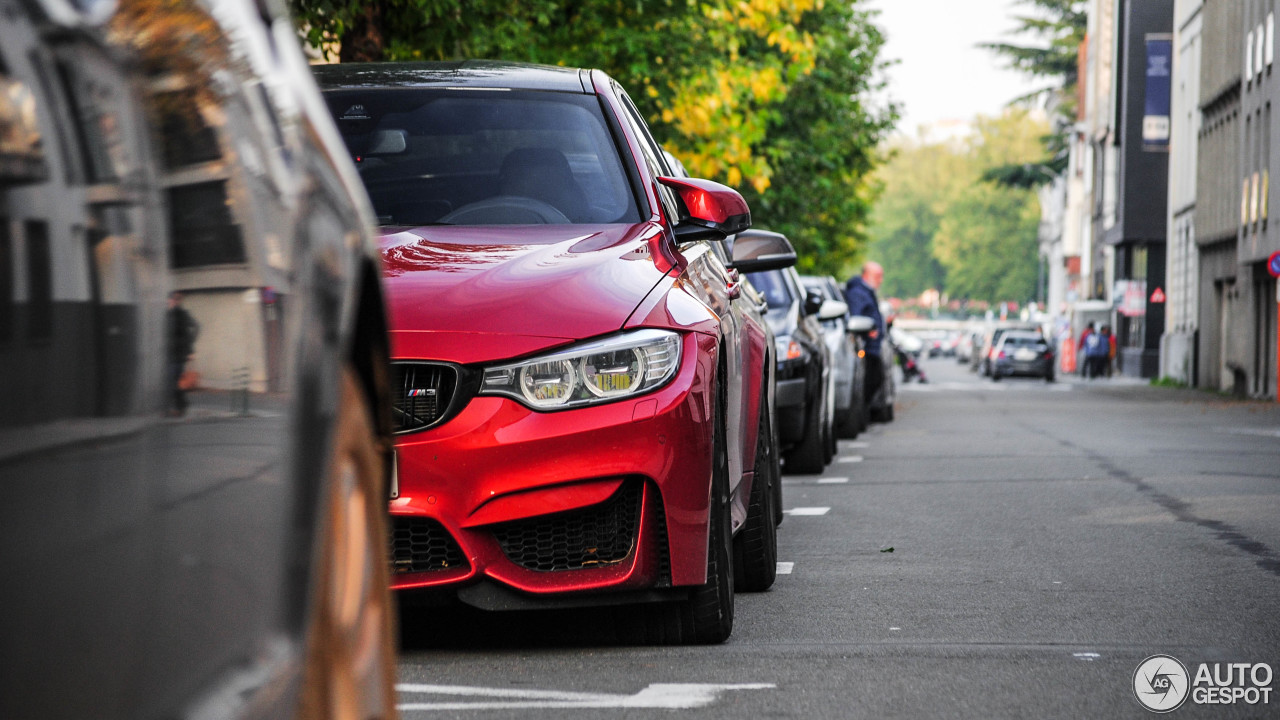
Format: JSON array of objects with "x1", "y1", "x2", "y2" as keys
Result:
[{"x1": 480, "y1": 329, "x2": 681, "y2": 410}]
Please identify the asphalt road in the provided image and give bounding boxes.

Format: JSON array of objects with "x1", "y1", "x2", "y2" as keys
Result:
[{"x1": 393, "y1": 358, "x2": 1280, "y2": 719}]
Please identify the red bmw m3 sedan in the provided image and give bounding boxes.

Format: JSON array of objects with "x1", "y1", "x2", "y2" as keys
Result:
[{"x1": 316, "y1": 61, "x2": 791, "y2": 643}]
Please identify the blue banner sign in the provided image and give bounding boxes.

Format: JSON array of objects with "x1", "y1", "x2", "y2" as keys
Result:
[{"x1": 1144, "y1": 35, "x2": 1172, "y2": 150}]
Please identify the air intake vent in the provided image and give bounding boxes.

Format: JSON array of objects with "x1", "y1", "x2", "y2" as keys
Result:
[
  {"x1": 390, "y1": 516, "x2": 468, "y2": 574},
  {"x1": 492, "y1": 482, "x2": 642, "y2": 572},
  {"x1": 391, "y1": 362, "x2": 459, "y2": 433}
]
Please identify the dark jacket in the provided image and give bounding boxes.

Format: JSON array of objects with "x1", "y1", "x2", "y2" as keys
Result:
[{"x1": 844, "y1": 276, "x2": 885, "y2": 356}]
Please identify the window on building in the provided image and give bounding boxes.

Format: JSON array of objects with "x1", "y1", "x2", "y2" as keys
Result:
[
  {"x1": 167, "y1": 181, "x2": 246, "y2": 268},
  {"x1": 25, "y1": 220, "x2": 51, "y2": 340},
  {"x1": 0, "y1": 219, "x2": 11, "y2": 342},
  {"x1": 153, "y1": 89, "x2": 222, "y2": 169}
]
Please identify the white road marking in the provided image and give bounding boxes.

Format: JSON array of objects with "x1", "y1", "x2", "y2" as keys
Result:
[
  {"x1": 1215, "y1": 426, "x2": 1280, "y2": 438},
  {"x1": 395, "y1": 683, "x2": 775, "y2": 711},
  {"x1": 841, "y1": 441, "x2": 870, "y2": 449},
  {"x1": 776, "y1": 562, "x2": 794, "y2": 574},
  {"x1": 817, "y1": 477, "x2": 848, "y2": 484},
  {"x1": 837, "y1": 455, "x2": 864, "y2": 463},
  {"x1": 784, "y1": 507, "x2": 831, "y2": 516},
  {"x1": 1073, "y1": 652, "x2": 1101, "y2": 661}
]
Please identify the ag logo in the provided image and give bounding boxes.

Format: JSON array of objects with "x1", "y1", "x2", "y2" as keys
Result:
[{"x1": 1134, "y1": 655, "x2": 1190, "y2": 712}]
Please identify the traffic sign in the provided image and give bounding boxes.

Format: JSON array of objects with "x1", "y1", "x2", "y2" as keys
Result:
[
  {"x1": 1268, "y1": 250, "x2": 1280, "y2": 278},
  {"x1": 1150, "y1": 286, "x2": 1166, "y2": 303}
]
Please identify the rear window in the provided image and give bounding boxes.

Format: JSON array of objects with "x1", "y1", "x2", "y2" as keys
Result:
[
  {"x1": 324, "y1": 89, "x2": 640, "y2": 228},
  {"x1": 1003, "y1": 335, "x2": 1045, "y2": 348}
]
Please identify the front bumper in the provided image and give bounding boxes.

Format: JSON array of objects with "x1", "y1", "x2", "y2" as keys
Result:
[{"x1": 387, "y1": 332, "x2": 717, "y2": 604}]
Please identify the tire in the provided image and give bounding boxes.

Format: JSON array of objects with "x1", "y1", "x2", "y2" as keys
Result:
[
  {"x1": 631, "y1": 377, "x2": 734, "y2": 645},
  {"x1": 835, "y1": 395, "x2": 861, "y2": 439},
  {"x1": 884, "y1": 403, "x2": 894, "y2": 422},
  {"x1": 822, "y1": 398, "x2": 835, "y2": 466},
  {"x1": 297, "y1": 366, "x2": 397, "y2": 720},
  {"x1": 783, "y1": 384, "x2": 826, "y2": 474},
  {"x1": 733, "y1": 389, "x2": 778, "y2": 592}
]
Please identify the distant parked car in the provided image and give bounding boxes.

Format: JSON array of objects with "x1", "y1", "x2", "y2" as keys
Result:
[
  {"x1": 979, "y1": 322, "x2": 1041, "y2": 376},
  {"x1": 317, "y1": 60, "x2": 784, "y2": 644},
  {"x1": 799, "y1": 275, "x2": 866, "y2": 439},
  {"x1": 746, "y1": 263, "x2": 838, "y2": 474},
  {"x1": 990, "y1": 331, "x2": 1056, "y2": 382}
]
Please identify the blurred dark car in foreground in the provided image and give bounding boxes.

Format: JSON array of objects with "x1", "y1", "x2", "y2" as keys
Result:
[
  {"x1": 0, "y1": 1, "x2": 397, "y2": 718},
  {"x1": 316, "y1": 61, "x2": 784, "y2": 644},
  {"x1": 990, "y1": 330, "x2": 1056, "y2": 382},
  {"x1": 747, "y1": 263, "x2": 839, "y2": 474}
]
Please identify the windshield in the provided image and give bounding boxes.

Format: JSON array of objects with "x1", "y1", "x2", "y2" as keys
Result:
[{"x1": 325, "y1": 89, "x2": 641, "y2": 228}]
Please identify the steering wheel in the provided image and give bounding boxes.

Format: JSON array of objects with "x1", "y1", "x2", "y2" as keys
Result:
[{"x1": 438, "y1": 195, "x2": 571, "y2": 225}]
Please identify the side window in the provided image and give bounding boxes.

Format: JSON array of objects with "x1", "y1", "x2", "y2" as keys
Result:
[{"x1": 614, "y1": 88, "x2": 681, "y2": 223}]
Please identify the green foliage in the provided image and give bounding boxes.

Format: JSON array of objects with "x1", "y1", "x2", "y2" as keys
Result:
[
  {"x1": 978, "y1": 0, "x2": 1086, "y2": 188},
  {"x1": 288, "y1": 0, "x2": 896, "y2": 275},
  {"x1": 867, "y1": 109, "x2": 1046, "y2": 304}
]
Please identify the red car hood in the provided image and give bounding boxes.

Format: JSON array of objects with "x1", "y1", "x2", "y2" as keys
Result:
[{"x1": 380, "y1": 223, "x2": 671, "y2": 364}]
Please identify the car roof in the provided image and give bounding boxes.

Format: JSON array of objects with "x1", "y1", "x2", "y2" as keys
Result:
[{"x1": 312, "y1": 60, "x2": 591, "y2": 94}]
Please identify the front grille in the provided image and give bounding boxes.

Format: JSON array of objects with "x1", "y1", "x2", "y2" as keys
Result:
[
  {"x1": 390, "y1": 516, "x2": 468, "y2": 574},
  {"x1": 391, "y1": 362, "x2": 458, "y2": 433},
  {"x1": 493, "y1": 482, "x2": 642, "y2": 572}
]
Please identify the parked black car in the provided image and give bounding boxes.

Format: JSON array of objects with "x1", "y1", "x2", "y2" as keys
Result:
[
  {"x1": 990, "y1": 330, "x2": 1056, "y2": 381},
  {"x1": 746, "y1": 262, "x2": 840, "y2": 474},
  {"x1": 0, "y1": 1, "x2": 397, "y2": 718}
]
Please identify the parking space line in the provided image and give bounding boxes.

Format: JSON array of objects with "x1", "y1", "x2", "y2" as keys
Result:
[
  {"x1": 837, "y1": 455, "x2": 864, "y2": 463},
  {"x1": 784, "y1": 507, "x2": 831, "y2": 516},
  {"x1": 817, "y1": 477, "x2": 848, "y2": 484},
  {"x1": 776, "y1": 562, "x2": 794, "y2": 574},
  {"x1": 841, "y1": 441, "x2": 870, "y2": 448}
]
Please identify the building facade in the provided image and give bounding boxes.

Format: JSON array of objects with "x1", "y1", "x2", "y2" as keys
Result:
[{"x1": 1162, "y1": 0, "x2": 1203, "y2": 384}]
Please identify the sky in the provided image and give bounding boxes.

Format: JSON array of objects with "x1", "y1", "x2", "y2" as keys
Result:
[{"x1": 864, "y1": 0, "x2": 1047, "y2": 138}]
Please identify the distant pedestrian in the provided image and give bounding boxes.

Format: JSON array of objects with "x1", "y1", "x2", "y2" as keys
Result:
[
  {"x1": 1082, "y1": 323, "x2": 1108, "y2": 379},
  {"x1": 168, "y1": 291, "x2": 199, "y2": 416},
  {"x1": 1077, "y1": 322, "x2": 1096, "y2": 377},
  {"x1": 845, "y1": 261, "x2": 886, "y2": 408}
]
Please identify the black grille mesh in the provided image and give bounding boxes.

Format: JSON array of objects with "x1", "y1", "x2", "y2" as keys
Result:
[
  {"x1": 392, "y1": 363, "x2": 458, "y2": 432},
  {"x1": 493, "y1": 482, "x2": 642, "y2": 572},
  {"x1": 390, "y1": 516, "x2": 467, "y2": 575}
]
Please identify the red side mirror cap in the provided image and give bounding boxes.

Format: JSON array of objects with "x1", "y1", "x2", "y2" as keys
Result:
[{"x1": 657, "y1": 176, "x2": 751, "y2": 239}]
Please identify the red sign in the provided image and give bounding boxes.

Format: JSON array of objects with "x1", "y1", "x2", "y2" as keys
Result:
[
  {"x1": 1150, "y1": 287, "x2": 1166, "y2": 303},
  {"x1": 1268, "y1": 250, "x2": 1280, "y2": 278}
]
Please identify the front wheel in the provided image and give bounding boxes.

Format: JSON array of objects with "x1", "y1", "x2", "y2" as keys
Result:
[
  {"x1": 784, "y1": 386, "x2": 826, "y2": 474},
  {"x1": 733, "y1": 389, "x2": 778, "y2": 592}
]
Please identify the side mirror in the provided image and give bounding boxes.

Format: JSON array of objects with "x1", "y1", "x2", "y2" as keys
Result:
[
  {"x1": 657, "y1": 176, "x2": 751, "y2": 241},
  {"x1": 728, "y1": 229, "x2": 797, "y2": 272},
  {"x1": 847, "y1": 315, "x2": 875, "y2": 334},
  {"x1": 803, "y1": 288, "x2": 824, "y2": 317},
  {"x1": 817, "y1": 299, "x2": 848, "y2": 321}
]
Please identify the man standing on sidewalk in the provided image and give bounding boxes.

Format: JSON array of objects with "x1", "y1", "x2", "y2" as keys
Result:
[{"x1": 846, "y1": 261, "x2": 886, "y2": 415}]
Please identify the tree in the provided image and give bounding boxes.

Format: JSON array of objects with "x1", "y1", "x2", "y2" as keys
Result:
[
  {"x1": 289, "y1": 0, "x2": 896, "y2": 272},
  {"x1": 866, "y1": 109, "x2": 1046, "y2": 304},
  {"x1": 978, "y1": 0, "x2": 1087, "y2": 187}
]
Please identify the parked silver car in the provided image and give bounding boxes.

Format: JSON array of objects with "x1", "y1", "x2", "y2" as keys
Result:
[{"x1": 799, "y1": 275, "x2": 868, "y2": 438}]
